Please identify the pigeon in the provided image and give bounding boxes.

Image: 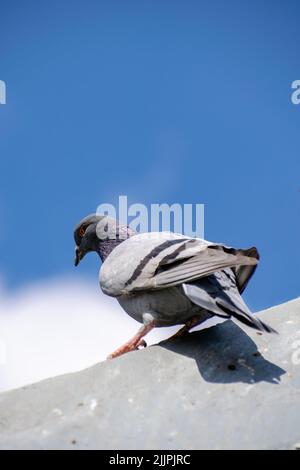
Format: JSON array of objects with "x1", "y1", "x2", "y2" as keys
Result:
[{"x1": 74, "y1": 214, "x2": 276, "y2": 359}]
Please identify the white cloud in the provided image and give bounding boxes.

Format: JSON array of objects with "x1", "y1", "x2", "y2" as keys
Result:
[{"x1": 0, "y1": 275, "x2": 223, "y2": 393}]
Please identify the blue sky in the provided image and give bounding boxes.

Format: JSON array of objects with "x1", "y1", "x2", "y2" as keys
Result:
[{"x1": 0, "y1": 0, "x2": 299, "y2": 311}]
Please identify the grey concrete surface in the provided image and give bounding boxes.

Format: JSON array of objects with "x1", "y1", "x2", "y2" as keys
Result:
[{"x1": 0, "y1": 298, "x2": 299, "y2": 449}]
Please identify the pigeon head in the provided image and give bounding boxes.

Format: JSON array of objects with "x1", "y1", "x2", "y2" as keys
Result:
[{"x1": 74, "y1": 214, "x2": 135, "y2": 265}]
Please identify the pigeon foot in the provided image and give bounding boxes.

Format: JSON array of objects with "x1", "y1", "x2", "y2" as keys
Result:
[
  {"x1": 107, "y1": 321, "x2": 154, "y2": 359},
  {"x1": 169, "y1": 316, "x2": 201, "y2": 340}
]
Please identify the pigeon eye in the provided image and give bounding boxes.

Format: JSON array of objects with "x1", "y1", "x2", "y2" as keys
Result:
[{"x1": 79, "y1": 227, "x2": 86, "y2": 237}]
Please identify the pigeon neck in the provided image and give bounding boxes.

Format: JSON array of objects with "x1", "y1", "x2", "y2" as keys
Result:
[
  {"x1": 96, "y1": 238, "x2": 124, "y2": 262},
  {"x1": 96, "y1": 224, "x2": 135, "y2": 262}
]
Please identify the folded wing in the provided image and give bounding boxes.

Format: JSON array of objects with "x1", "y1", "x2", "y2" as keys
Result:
[
  {"x1": 153, "y1": 244, "x2": 258, "y2": 289},
  {"x1": 183, "y1": 269, "x2": 276, "y2": 333},
  {"x1": 118, "y1": 235, "x2": 259, "y2": 294},
  {"x1": 100, "y1": 232, "x2": 260, "y2": 297}
]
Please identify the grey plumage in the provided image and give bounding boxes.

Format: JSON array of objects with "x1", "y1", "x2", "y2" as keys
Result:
[
  {"x1": 182, "y1": 271, "x2": 276, "y2": 333},
  {"x1": 74, "y1": 214, "x2": 276, "y2": 358}
]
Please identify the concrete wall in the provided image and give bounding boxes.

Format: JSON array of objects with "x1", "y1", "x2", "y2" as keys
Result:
[{"x1": 0, "y1": 298, "x2": 299, "y2": 449}]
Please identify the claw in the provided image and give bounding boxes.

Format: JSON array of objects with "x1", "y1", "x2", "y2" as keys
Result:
[{"x1": 137, "y1": 339, "x2": 147, "y2": 349}]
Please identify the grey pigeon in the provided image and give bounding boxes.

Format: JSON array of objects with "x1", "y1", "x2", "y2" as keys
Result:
[{"x1": 74, "y1": 214, "x2": 276, "y2": 359}]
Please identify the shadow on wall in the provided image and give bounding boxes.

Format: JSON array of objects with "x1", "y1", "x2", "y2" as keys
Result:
[{"x1": 161, "y1": 321, "x2": 285, "y2": 385}]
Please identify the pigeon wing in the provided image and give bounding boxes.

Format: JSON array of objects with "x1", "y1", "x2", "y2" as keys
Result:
[
  {"x1": 100, "y1": 232, "x2": 259, "y2": 296},
  {"x1": 152, "y1": 244, "x2": 258, "y2": 290},
  {"x1": 183, "y1": 269, "x2": 277, "y2": 333}
]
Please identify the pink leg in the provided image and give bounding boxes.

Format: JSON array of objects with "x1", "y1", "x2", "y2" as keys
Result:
[
  {"x1": 169, "y1": 316, "x2": 200, "y2": 340},
  {"x1": 107, "y1": 320, "x2": 155, "y2": 359}
]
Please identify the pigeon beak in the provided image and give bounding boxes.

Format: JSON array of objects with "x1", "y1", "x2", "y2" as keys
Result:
[{"x1": 74, "y1": 247, "x2": 83, "y2": 267}]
